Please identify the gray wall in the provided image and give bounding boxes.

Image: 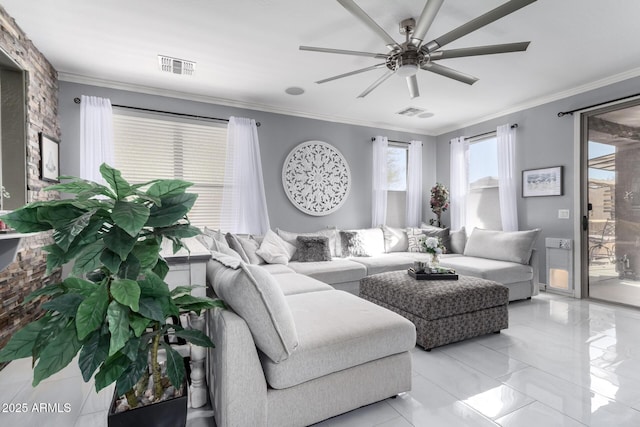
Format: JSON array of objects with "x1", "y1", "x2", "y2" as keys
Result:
[
  {"x1": 58, "y1": 81, "x2": 436, "y2": 232},
  {"x1": 436, "y1": 74, "x2": 640, "y2": 284}
]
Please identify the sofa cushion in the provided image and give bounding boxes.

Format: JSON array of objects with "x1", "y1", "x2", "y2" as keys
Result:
[
  {"x1": 450, "y1": 227, "x2": 467, "y2": 254},
  {"x1": 256, "y1": 230, "x2": 296, "y2": 265},
  {"x1": 209, "y1": 252, "x2": 298, "y2": 363},
  {"x1": 260, "y1": 290, "x2": 416, "y2": 389},
  {"x1": 259, "y1": 263, "x2": 296, "y2": 275},
  {"x1": 349, "y1": 254, "x2": 414, "y2": 276},
  {"x1": 287, "y1": 259, "x2": 367, "y2": 285},
  {"x1": 464, "y1": 228, "x2": 541, "y2": 265},
  {"x1": 439, "y1": 255, "x2": 534, "y2": 284},
  {"x1": 272, "y1": 273, "x2": 334, "y2": 296},
  {"x1": 296, "y1": 235, "x2": 332, "y2": 262},
  {"x1": 382, "y1": 225, "x2": 409, "y2": 253},
  {"x1": 277, "y1": 228, "x2": 340, "y2": 258}
]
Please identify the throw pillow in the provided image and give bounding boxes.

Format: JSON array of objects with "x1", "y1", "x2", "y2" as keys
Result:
[
  {"x1": 225, "y1": 232, "x2": 250, "y2": 263},
  {"x1": 449, "y1": 227, "x2": 467, "y2": 254},
  {"x1": 381, "y1": 225, "x2": 409, "y2": 253},
  {"x1": 236, "y1": 235, "x2": 265, "y2": 265},
  {"x1": 201, "y1": 227, "x2": 232, "y2": 252},
  {"x1": 464, "y1": 227, "x2": 541, "y2": 264},
  {"x1": 340, "y1": 231, "x2": 370, "y2": 257},
  {"x1": 406, "y1": 228, "x2": 426, "y2": 253},
  {"x1": 420, "y1": 225, "x2": 451, "y2": 253},
  {"x1": 256, "y1": 229, "x2": 296, "y2": 264},
  {"x1": 296, "y1": 236, "x2": 332, "y2": 262},
  {"x1": 210, "y1": 253, "x2": 299, "y2": 363},
  {"x1": 277, "y1": 228, "x2": 339, "y2": 258}
]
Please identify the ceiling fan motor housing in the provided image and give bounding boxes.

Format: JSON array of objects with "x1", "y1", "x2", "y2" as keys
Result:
[{"x1": 387, "y1": 48, "x2": 424, "y2": 75}]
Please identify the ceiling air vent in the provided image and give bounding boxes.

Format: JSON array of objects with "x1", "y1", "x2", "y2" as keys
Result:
[
  {"x1": 158, "y1": 55, "x2": 196, "y2": 76},
  {"x1": 396, "y1": 106, "x2": 426, "y2": 117}
]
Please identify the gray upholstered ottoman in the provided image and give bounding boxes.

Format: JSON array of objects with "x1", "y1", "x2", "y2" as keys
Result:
[{"x1": 360, "y1": 271, "x2": 509, "y2": 350}]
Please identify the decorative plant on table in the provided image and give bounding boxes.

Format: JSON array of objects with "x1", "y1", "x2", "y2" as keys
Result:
[
  {"x1": 0, "y1": 163, "x2": 223, "y2": 414},
  {"x1": 429, "y1": 182, "x2": 449, "y2": 228},
  {"x1": 421, "y1": 236, "x2": 444, "y2": 269}
]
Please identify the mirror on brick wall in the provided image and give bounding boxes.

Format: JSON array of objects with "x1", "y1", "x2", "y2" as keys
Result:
[{"x1": 0, "y1": 47, "x2": 26, "y2": 211}]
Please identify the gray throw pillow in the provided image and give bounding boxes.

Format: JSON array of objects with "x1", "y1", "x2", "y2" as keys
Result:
[
  {"x1": 464, "y1": 227, "x2": 541, "y2": 264},
  {"x1": 296, "y1": 236, "x2": 332, "y2": 262},
  {"x1": 225, "y1": 232, "x2": 250, "y2": 263},
  {"x1": 236, "y1": 235, "x2": 265, "y2": 265},
  {"x1": 421, "y1": 225, "x2": 451, "y2": 253},
  {"x1": 340, "y1": 231, "x2": 370, "y2": 257}
]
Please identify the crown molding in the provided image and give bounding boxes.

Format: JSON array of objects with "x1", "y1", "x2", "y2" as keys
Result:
[
  {"x1": 58, "y1": 72, "x2": 435, "y2": 137},
  {"x1": 433, "y1": 66, "x2": 640, "y2": 135}
]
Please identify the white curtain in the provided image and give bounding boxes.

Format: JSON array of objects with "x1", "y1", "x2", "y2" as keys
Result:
[
  {"x1": 80, "y1": 95, "x2": 114, "y2": 183},
  {"x1": 221, "y1": 117, "x2": 270, "y2": 235},
  {"x1": 371, "y1": 136, "x2": 388, "y2": 227},
  {"x1": 497, "y1": 124, "x2": 519, "y2": 231},
  {"x1": 406, "y1": 140, "x2": 423, "y2": 227},
  {"x1": 450, "y1": 136, "x2": 469, "y2": 231}
]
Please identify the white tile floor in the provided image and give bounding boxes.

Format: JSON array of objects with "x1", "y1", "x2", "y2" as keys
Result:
[{"x1": 2, "y1": 291, "x2": 640, "y2": 426}]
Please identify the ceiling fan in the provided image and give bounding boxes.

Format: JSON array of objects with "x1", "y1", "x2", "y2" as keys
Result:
[{"x1": 300, "y1": 0, "x2": 537, "y2": 99}]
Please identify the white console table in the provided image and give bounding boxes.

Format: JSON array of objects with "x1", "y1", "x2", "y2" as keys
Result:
[{"x1": 161, "y1": 237, "x2": 211, "y2": 409}]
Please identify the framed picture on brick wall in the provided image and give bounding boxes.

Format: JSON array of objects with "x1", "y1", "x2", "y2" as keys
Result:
[{"x1": 39, "y1": 132, "x2": 60, "y2": 183}]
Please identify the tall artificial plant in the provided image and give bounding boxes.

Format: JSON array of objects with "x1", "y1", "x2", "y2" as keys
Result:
[{"x1": 0, "y1": 164, "x2": 222, "y2": 408}]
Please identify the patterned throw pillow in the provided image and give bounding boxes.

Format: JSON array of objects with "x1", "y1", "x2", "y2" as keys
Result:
[
  {"x1": 406, "y1": 228, "x2": 426, "y2": 253},
  {"x1": 296, "y1": 236, "x2": 332, "y2": 262},
  {"x1": 340, "y1": 231, "x2": 370, "y2": 257}
]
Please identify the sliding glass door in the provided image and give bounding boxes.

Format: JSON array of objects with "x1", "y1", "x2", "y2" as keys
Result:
[{"x1": 584, "y1": 100, "x2": 640, "y2": 306}]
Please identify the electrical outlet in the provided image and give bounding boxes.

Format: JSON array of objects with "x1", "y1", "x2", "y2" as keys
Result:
[
  {"x1": 559, "y1": 239, "x2": 571, "y2": 249},
  {"x1": 558, "y1": 209, "x2": 570, "y2": 219}
]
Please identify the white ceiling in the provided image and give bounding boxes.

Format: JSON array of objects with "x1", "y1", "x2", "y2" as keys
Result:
[{"x1": 2, "y1": 0, "x2": 640, "y2": 135}]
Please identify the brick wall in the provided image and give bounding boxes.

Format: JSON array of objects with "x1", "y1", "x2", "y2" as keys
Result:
[{"x1": 0, "y1": 5, "x2": 60, "y2": 368}]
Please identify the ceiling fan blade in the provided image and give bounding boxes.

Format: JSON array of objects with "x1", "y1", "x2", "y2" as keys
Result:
[
  {"x1": 357, "y1": 70, "x2": 395, "y2": 98},
  {"x1": 410, "y1": 0, "x2": 444, "y2": 47},
  {"x1": 316, "y1": 63, "x2": 387, "y2": 84},
  {"x1": 300, "y1": 46, "x2": 388, "y2": 59},
  {"x1": 423, "y1": 0, "x2": 537, "y2": 52},
  {"x1": 429, "y1": 41, "x2": 530, "y2": 59},
  {"x1": 421, "y1": 62, "x2": 478, "y2": 85},
  {"x1": 337, "y1": 0, "x2": 400, "y2": 50},
  {"x1": 406, "y1": 75, "x2": 420, "y2": 99}
]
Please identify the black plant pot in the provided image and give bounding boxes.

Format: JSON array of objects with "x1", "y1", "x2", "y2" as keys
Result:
[{"x1": 107, "y1": 376, "x2": 188, "y2": 427}]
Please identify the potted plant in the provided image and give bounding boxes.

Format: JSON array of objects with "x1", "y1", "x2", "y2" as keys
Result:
[
  {"x1": 0, "y1": 163, "x2": 223, "y2": 426},
  {"x1": 429, "y1": 182, "x2": 449, "y2": 228}
]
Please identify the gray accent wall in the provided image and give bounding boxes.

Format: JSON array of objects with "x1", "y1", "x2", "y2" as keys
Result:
[
  {"x1": 58, "y1": 81, "x2": 436, "y2": 232},
  {"x1": 436, "y1": 74, "x2": 640, "y2": 284}
]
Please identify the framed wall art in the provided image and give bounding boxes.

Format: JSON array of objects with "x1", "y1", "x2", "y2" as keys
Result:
[
  {"x1": 522, "y1": 166, "x2": 563, "y2": 197},
  {"x1": 39, "y1": 132, "x2": 60, "y2": 183}
]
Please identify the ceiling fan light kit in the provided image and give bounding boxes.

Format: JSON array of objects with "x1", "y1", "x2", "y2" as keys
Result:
[{"x1": 300, "y1": 0, "x2": 537, "y2": 99}]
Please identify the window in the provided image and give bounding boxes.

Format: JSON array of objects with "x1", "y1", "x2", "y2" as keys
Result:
[
  {"x1": 467, "y1": 136, "x2": 502, "y2": 229},
  {"x1": 387, "y1": 145, "x2": 407, "y2": 191},
  {"x1": 113, "y1": 109, "x2": 227, "y2": 229}
]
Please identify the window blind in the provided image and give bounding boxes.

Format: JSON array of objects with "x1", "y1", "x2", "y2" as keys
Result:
[{"x1": 112, "y1": 109, "x2": 228, "y2": 229}]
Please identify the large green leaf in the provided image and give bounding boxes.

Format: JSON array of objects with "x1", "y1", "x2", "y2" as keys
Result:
[
  {"x1": 32, "y1": 314, "x2": 68, "y2": 359},
  {"x1": 147, "y1": 179, "x2": 193, "y2": 198},
  {"x1": 33, "y1": 321, "x2": 82, "y2": 386},
  {"x1": 100, "y1": 249, "x2": 122, "y2": 274},
  {"x1": 173, "y1": 329, "x2": 215, "y2": 348},
  {"x1": 111, "y1": 200, "x2": 150, "y2": 237},
  {"x1": 0, "y1": 316, "x2": 49, "y2": 362},
  {"x1": 36, "y1": 205, "x2": 86, "y2": 229},
  {"x1": 129, "y1": 313, "x2": 151, "y2": 337},
  {"x1": 61, "y1": 277, "x2": 98, "y2": 297},
  {"x1": 146, "y1": 193, "x2": 198, "y2": 227},
  {"x1": 52, "y1": 209, "x2": 97, "y2": 251},
  {"x1": 41, "y1": 293, "x2": 85, "y2": 318},
  {"x1": 156, "y1": 224, "x2": 201, "y2": 239},
  {"x1": 1, "y1": 208, "x2": 52, "y2": 233},
  {"x1": 100, "y1": 163, "x2": 133, "y2": 199},
  {"x1": 115, "y1": 349, "x2": 149, "y2": 396},
  {"x1": 78, "y1": 328, "x2": 110, "y2": 382},
  {"x1": 173, "y1": 294, "x2": 222, "y2": 314},
  {"x1": 161, "y1": 341, "x2": 186, "y2": 389},
  {"x1": 22, "y1": 283, "x2": 64, "y2": 304},
  {"x1": 120, "y1": 335, "x2": 142, "y2": 361},
  {"x1": 72, "y1": 241, "x2": 105, "y2": 276},
  {"x1": 138, "y1": 272, "x2": 171, "y2": 298},
  {"x1": 103, "y1": 225, "x2": 137, "y2": 261},
  {"x1": 111, "y1": 279, "x2": 140, "y2": 312},
  {"x1": 76, "y1": 284, "x2": 109, "y2": 340},
  {"x1": 94, "y1": 352, "x2": 129, "y2": 392},
  {"x1": 131, "y1": 239, "x2": 160, "y2": 269},
  {"x1": 44, "y1": 179, "x2": 114, "y2": 199},
  {"x1": 107, "y1": 301, "x2": 130, "y2": 356},
  {"x1": 137, "y1": 297, "x2": 165, "y2": 322},
  {"x1": 159, "y1": 297, "x2": 180, "y2": 318},
  {"x1": 118, "y1": 253, "x2": 141, "y2": 280}
]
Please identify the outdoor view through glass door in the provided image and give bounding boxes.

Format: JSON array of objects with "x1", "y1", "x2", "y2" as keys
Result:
[{"x1": 586, "y1": 101, "x2": 640, "y2": 306}]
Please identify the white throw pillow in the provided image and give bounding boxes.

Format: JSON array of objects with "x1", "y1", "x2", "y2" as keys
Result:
[
  {"x1": 381, "y1": 225, "x2": 409, "y2": 253},
  {"x1": 236, "y1": 235, "x2": 265, "y2": 265},
  {"x1": 256, "y1": 230, "x2": 296, "y2": 264}
]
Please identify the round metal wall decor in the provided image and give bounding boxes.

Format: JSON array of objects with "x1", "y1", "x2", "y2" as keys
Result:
[{"x1": 282, "y1": 140, "x2": 351, "y2": 216}]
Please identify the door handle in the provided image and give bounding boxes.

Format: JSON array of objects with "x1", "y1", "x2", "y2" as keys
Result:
[{"x1": 582, "y1": 215, "x2": 588, "y2": 231}]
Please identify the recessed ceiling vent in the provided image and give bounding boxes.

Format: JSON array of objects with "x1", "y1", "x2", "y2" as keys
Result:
[
  {"x1": 396, "y1": 106, "x2": 426, "y2": 117},
  {"x1": 158, "y1": 55, "x2": 196, "y2": 76}
]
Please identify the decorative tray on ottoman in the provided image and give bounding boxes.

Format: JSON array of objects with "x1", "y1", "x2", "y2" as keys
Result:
[{"x1": 408, "y1": 267, "x2": 459, "y2": 281}]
